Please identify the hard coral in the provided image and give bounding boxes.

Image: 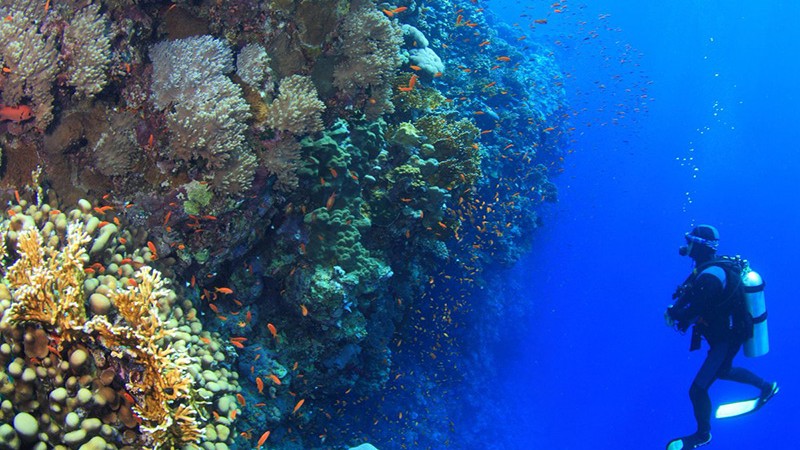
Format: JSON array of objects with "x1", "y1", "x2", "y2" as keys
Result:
[{"x1": 0, "y1": 199, "x2": 240, "y2": 449}]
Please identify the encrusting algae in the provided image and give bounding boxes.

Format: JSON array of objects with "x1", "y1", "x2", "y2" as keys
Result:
[{"x1": 0, "y1": 197, "x2": 241, "y2": 449}]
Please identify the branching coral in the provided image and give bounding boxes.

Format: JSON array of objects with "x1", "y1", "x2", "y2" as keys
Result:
[
  {"x1": 264, "y1": 75, "x2": 325, "y2": 136},
  {"x1": 86, "y1": 267, "x2": 204, "y2": 446},
  {"x1": 1, "y1": 216, "x2": 204, "y2": 448},
  {"x1": 2, "y1": 224, "x2": 89, "y2": 334}
]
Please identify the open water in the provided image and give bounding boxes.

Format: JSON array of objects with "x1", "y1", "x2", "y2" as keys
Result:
[{"x1": 483, "y1": 1, "x2": 800, "y2": 448}]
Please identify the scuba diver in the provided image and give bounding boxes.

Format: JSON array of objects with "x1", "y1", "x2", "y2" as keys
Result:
[{"x1": 664, "y1": 225, "x2": 779, "y2": 449}]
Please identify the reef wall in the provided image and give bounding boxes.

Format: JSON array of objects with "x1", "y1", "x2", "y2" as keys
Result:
[{"x1": 0, "y1": 0, "x2": 568, "y2": 448}]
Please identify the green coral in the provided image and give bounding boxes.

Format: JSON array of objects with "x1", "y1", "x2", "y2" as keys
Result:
[
  {"x1": 388, "y1": 122, "x2": 424, "y2": 148},
  {"x1": 414, "y1": 115, "x2": 482, "y2": 187},
  {"x1": 303, "y1": 205, "x2": 389, "y2": 294},
  {"x1": 182, "y1": 180, "x2": 213, "y2": 215},
  {"x1": 394, "y1": 83, "x2": 448, "y2": 114}
]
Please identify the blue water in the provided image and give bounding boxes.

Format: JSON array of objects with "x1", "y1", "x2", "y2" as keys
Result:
[{"x1": 482, "y1": 1, "x2": 800, "y2": 448}]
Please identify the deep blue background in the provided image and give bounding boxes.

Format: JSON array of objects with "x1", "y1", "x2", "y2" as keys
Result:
[{"x1": 484, "y1": 1, "x2": 800, "y2": 448}]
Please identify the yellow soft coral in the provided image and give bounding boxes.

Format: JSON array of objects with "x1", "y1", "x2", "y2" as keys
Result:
[
  {"x1": 2, "y1": 223, "x2": 89, "y2": 334},
  {"x1": 88, "y1": 266, "x2": 204, "y2": 446},
  {"x1": 1, "y1": 220, "x2": 203, "y2": 448}
]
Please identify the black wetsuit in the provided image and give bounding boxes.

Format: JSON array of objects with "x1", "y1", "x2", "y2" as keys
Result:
[{"x1": 668, "y1": 263, "x2": 767, "y2": 434}]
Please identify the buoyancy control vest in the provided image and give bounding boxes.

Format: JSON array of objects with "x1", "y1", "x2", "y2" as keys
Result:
[{"x1": 695, "y1": 256, "x2": 769, "y2": 357}]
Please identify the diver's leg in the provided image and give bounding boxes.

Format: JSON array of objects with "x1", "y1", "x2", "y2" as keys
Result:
[
  {"x1": 720, "y1": 367, "x2": 767, "y2": 388},
  {"x1": 716, "y1": 339, "x2": 772, "y2": 391},
  {"x1": 690, "y1": 342, "x2": 731, "y2": 434},
  {"x1": 668, "y1": 342, "x2": 728, "y2": 448}
]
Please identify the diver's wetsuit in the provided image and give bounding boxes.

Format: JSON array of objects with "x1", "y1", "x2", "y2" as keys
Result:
[{"x1": 667, "y1": 264, "x2": 768, "y2": 435}]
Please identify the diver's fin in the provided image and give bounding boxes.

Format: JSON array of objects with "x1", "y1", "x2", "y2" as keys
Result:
[
  {"x1": 715, "y1": 382, "x2": 780, "y2": 419},
  {"x1": 666, "y1": 438, "x2": 684, "y2": 450},
  {"x1": 666, "y1": 432, "x2": 712, "y2": 450},
  {"x1": 714, "y1": 398, "x2": 759, "y2": 418}
]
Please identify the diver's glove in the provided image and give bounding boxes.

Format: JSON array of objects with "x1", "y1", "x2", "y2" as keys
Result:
[{"x1": 664, "y1": 306, "x2": 676, "y2": 328}]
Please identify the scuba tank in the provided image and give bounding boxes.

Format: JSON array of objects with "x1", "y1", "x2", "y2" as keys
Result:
[{"x1": 742, "y1": 267, "x2": 768, "y2": 357}]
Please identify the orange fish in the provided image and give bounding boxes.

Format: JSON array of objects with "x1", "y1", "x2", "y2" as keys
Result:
[
  {"x1": 215, "y1": 287, "x2": 234, "y2": 294},
  {"x1": 292, "y1": 399, "x2": 305, "y2": 414},
  {"x1": 256, "y1": 377, "x2": 264, "y2": 393},
  {"x1": 326, "y1": 192, "x2": 336, "y2": 211},
  {"x1": 497, "y1": 56, "x2": 511, "y2": 61},
  {"x1": 267, "y1": 374, "x2": 282, "y2": 385},
  {"x1": 209, "y1": 304, "x2": 219, "y2": 313},
  {"x1": 230, "y1": 339, "x2": 245, "y2": 349},
  {"x1": 382, "y1": 6, "x2": 407, "y2": 17},
  {"x1": 543, "y1": 127, "x2": 556, "y2": 132},
  {"x1": 300, "y1": 304, "x2": 308, "y2": 316},
  {"x1": 147, "y1": 241, "x2": 158, "y2": 257},
  {"x1": 257, "y1": 431, "x2": 271, "y2": 447},
  {"x1": 236, "y1": 393, "x2": 246, "y2": 407},
  {"x1": 267, "y1": 323, "x2": 278, "y2": 338},
  {"x1": 410, "y1": 65, "x2": 422, "y2": 71},
  {"x1": 0, "y1": 104, "x2": 33, "y2": 122}
]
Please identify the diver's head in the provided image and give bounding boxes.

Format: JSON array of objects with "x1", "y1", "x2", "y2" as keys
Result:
[{"x1": 679, "y1": 224, "x2": 719, "y2": 262}]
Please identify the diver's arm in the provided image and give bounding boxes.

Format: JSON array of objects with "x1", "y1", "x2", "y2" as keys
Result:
[{"x1": 666, "y1": 272, "x2": 724, "y2": 331}]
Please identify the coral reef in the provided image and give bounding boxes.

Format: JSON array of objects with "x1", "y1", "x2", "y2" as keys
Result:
[
  {"x1": 0, "y1": 0, "x2": 570, "y2": 448},
  {"x1": 264, "y1": 75, "x2": 325, "y2": 136},
  {"x1": 149, "y1": 35, "x2": 251, "y2": 170},
  {"x1": 0, "y1": 198, "x2": 241, "y2": 449},
  {"x1": 63, "y1": 3, "x2": 112, "y2": 98},
  {"x1": 0, "y1": 7, "x2": 58, "y2": 129},
  {"x1": 236, "y1": 43, "x2": 273, "y2": 90},
  {"x1": 332, "y1": 0, "x2": 404, "y2": 119}
]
